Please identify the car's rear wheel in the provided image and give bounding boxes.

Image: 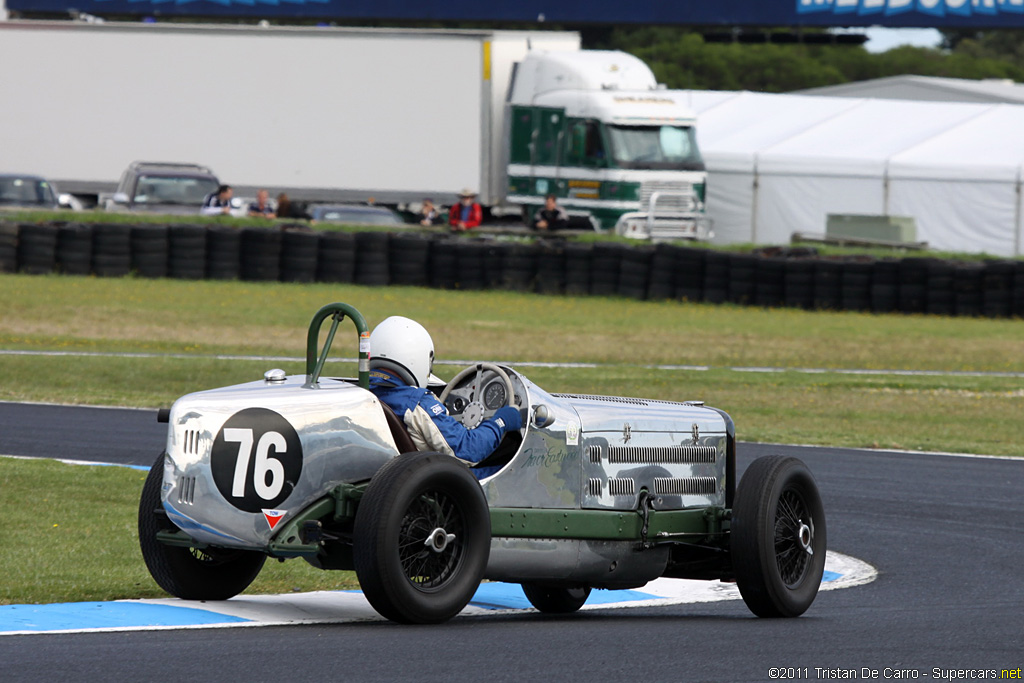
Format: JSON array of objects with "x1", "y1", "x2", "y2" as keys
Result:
[
  {"x1": 353, "y1": 452, "x2": 490, "y2": 624},
  {"x1": 731, "y1": 455, "x2": 826, "y2": 618},
  {"x1": 138, "y1": 453, "x2": 266, "y2": 600},
  {"x1": 521, "y1": 583, "x2": 592, "y2": 614}
]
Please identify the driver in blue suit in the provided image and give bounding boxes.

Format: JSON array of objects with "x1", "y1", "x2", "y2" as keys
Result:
[{"x1": 367, "y1": 316, "x2": 522, "y2": 479}]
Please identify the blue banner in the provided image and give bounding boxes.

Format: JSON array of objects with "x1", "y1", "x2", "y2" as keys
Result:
[{"x1": 7, "y1": 0, "x2": 1024, "y2": 27}]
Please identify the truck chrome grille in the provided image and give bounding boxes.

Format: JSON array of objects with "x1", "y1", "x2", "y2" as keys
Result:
[
  {"x1": 607, "y1": 445, "x2": 717, "y2": 464},
  {"x1": 588, "y1": 478, "x2": 603, "y2": 496},
  {"x1": 640, "y1": 180, "x2": 697, "y2": 213},
  {"x1": 607, "y1": 478, "x2": 636, "y2": 496},
  {"x1": 586, "y1": 445, "x2": 602, "y2": 463},
  {"x1": 653, "y1": 477, "x2": 717, "y2": 495}
]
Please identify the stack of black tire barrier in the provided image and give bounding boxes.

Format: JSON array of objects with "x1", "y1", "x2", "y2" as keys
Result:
[
  {"x1": 131, "y1": 226, "x2": 169, "y2": 279},
  {"x1": 4, "y1": 219, "x2": 1024, "y2": 320},
  {"x1": 56, "y1": 223, "x2": 93, "y2": 276}
]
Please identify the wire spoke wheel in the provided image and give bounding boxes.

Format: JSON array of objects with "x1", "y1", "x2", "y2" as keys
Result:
[
  {"x1": 398, "y1": 492, "x2": 465, "y2": 591},
  {"x1": 732, "y1": 455, "x2": 826, "y2": 618},
  {"x1": 774, "y1": 489, "x2": 813, "y2": 588},
  {"x1": 354, "y1": 452, "x2": 490, "y2": 624}
]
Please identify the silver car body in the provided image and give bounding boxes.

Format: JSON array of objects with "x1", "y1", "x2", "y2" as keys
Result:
[{"x1": 162, "y1": 367, "x2": 729, "y2": 586}]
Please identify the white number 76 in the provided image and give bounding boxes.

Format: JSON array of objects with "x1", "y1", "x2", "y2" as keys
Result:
[{"x1": 223, "y1": 428, "x2": 287, "y2": 500}]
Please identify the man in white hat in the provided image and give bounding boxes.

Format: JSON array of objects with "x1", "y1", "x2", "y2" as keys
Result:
[{"x1": 448, "y1": 188, "x2": 482, "y2": 231}]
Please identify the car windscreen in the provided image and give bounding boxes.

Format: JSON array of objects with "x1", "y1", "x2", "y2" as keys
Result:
[
  {"x1": 605, "y1": 125, "x2": 705, "y2": 171},
  {"x1": 134, "y1": 175, "x2": 220, "y2": 205},
  {"x1": 0, "y1": 177, "x2": 56, "y2": 206}
]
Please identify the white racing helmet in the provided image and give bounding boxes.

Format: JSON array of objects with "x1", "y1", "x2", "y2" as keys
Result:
[{"x1": 369, "y1": 316, "x2": 435, "y2": 388}]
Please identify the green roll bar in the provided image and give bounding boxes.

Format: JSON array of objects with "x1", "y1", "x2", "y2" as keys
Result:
[{"x1": 305, "y1": 303, "x2": 370, "y2": 388}]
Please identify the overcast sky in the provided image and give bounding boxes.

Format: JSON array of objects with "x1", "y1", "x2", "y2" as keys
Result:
[{"x1": 864, "y1": 27, "x2": 943, "y2": 53}]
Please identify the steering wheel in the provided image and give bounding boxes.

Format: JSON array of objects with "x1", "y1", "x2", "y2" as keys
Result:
[{"x1": 438, "y1": 362, "x2": 515, "y2": 429}]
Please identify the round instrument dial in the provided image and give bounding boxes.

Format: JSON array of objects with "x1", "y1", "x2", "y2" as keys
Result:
[{"x1": 483, "y1": 381, "x2": 507, "y2": 410}]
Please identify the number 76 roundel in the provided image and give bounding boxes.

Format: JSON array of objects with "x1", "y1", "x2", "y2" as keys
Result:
[{"x1": 210, "y1": 408, "x2": 303, "y2": 513}]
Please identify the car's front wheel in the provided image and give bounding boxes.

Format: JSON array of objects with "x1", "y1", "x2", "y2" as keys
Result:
[
  {"x1": 138, "y1": 453, "x2": 266, "y2": 600},
  {"x1": 731, "y1": 455, "x2": 826, "y2": 618},
  {"x1": 353, "y1": 452, "x2": 490, "y2": 624},
  {"x1": 521, "y1": 583, "x2": 592, "y2": 614}
]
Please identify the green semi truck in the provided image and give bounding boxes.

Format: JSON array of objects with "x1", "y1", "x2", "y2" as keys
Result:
[{"x1": 506, "y1": 50, "x2": 710, "y2": 239}]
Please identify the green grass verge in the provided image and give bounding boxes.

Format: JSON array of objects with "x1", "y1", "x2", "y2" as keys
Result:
[
  {"x1": 2, "y1": 272, "x2": 1023, "y2": 452},
  {"x1": 0, "y1": 457, "x2": 359, "y2": 605}
]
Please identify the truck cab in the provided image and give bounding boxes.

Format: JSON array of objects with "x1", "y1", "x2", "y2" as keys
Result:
[{"x1": 506, "y1": 51, "x2": 709, "y2": 240}]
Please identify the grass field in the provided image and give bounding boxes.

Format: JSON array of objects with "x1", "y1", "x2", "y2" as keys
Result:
[
  {"x1": 2, "y1": 272, "x2": 1023, "y2": 453},
  {"x1": 1, "y1": 271, "x2": 1022, "y2": 604}
]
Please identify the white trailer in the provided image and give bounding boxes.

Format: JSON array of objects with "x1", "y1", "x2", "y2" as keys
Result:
[
  {"x1": 1, "y1": 21, "x2": 709, "y2": 237},
  {"x1": 0, "y1": 21, "x2": 578, "y2": 206}
]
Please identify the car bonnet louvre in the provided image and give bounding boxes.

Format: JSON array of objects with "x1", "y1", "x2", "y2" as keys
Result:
[
  {"x1": 177, "y1": 475, "x2": 197, "y2": 505},
  {"x1": 592, "y1": 444, "x2": 718, "y2": 464},
  {"x1": 553, "y1": 393, "x2": 651, "y2": 406},
  {"x1": 653, "y1": 477, "x2": 718, "y2": 496},
  {"x1": 607, "y1": 478, "x2": 636, "y2": 496}
]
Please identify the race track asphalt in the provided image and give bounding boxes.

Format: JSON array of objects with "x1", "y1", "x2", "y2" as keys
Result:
[{"x1": 1, "y1": 402, "x2": 1022, "y2": 682}]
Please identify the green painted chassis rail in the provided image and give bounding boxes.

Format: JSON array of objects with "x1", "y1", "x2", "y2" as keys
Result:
[
  {"x1": 305, "y1": 302, "x2": 370, "y2": 388},
  {"x1": 490, "y1": 506, "x2": 727, "y2": 541},
  {"x1": 158, "y1": 494, "x2": 730, "y2": 559}
]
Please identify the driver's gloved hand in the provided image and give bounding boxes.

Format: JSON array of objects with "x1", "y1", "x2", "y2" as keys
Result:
[{"x1": 492, "y1": 406, "x2": 523, "y2": 432}]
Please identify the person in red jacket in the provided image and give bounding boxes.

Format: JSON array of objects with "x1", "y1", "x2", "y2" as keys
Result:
[{"x1": 448, "y1": 188, "x2": 482, "y2": 231}]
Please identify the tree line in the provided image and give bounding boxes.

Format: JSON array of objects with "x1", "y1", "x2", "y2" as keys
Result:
[{"x1": 584, "y1": 27, "x2": 1024, "y2": 92}]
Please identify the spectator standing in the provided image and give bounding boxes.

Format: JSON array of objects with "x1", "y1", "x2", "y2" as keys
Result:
[
  {"x1": 200, "y1": 185, "x2": 233, "y2": 216},
  {"x1": 248, "y1": 189, "x2": 276, "y2": 218},
  {"x1": 418, "y1": 198, "x2": 441, "y2": 226},
  {"x1": 448, "y1": 188, "x2": 482, "y2": 231},
  {"x1": 532, "y1": 193, "x2": 569, "y2": 231},
  {"x1": 276, "y1": 192, "x2": 309, "y2": 220}
]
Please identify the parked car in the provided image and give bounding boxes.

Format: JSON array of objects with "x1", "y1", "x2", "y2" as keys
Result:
[
  {"x1": 0, "y1": 173, "x2": 79, "y2": 210},
  {"x1": 308, "y1": 204, "x2": 406, "y2": 226},
  {"x1": 103, "y1": 161, "x2": 224, "y2": 215},
  {"x1": 139, "y1": 302, "x2": 827, "y2": 624}
]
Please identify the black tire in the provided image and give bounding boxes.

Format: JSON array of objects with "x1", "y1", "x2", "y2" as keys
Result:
[
  {"x1": 563, "y1": 243, "x2": 592, "y2": 296},
  {"x1": 521, "y1": 583, "x2": 592, "y2": 614},
  {"x1": 131, "y1": 226, "x2": 169, "y2": 279},
  {"x1": 430, "y1": 239, "x2": 459, "y2": 289},
  {"x1": 646, "y1": 244, "x2": 677, "y2": 300},
  {"x1": 240, "y1": 228, "x2": 282, "y2": 282},
  {"x1": 502, "y1": 243, "x2": 537, "y2": 292},
  {"x1": 138, "y1": 453, "x2": 266, "y2": 600},
  {"x1": 535, "y1": 242, "x2": 565, "y2": 295},
  {"x1": 675, "y1": 246, "x2": 706, "y2": 302},
  {"x1": 206, "y1": 226, "x2": 242, "y2": 280},
  {"x1": 589, "y1": 243, "x2": 622, "y2": 296},
  {"x1": 56, "y1": 223, "x2": 93, "y2": 275},
  {"x1": 0, "y1": 221, "x2": 18, "y2": 273},
  {"x1": 353, "y1": 452, "x2": 490, "y2": 624},
  {"x1": 317, "y1": 231, "x2": 356, "y2": 283},
  {"x1": 389, "y1": 234, "x2": 431, "y2": 287},
  {"x1": 454, "y1": 241, "x2": 487, "y2": 290},
  {"x1": 354, "y1": 232, "x2": 390, "y2": 286},
  {"x1": 731, "y1": 455, "x2": 826, "y2": 618},
  {"x1": 17, "y1": 223, "x2": 58, "y2": 275}
]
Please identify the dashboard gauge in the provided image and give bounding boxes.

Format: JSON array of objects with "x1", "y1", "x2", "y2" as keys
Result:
[{"x1": 483, "y1": 381, "x2": 507, "y2": 410}]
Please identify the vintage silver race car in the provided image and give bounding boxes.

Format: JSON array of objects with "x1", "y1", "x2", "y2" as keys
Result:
[{"x1": 139, "y1": 302, "x2": 826, "y2": 623}]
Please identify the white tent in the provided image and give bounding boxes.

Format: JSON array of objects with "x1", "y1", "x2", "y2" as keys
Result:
[{"x1": 689, "y1": 90, "x2": 1024, "y2": 256}]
